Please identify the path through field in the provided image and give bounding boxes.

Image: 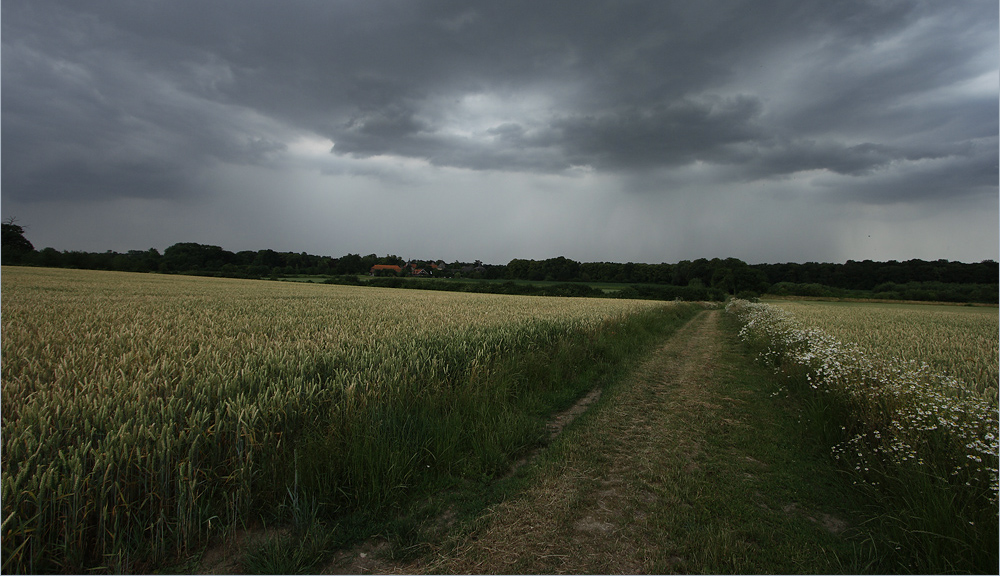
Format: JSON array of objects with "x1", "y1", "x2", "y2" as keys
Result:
[
  {"x1": 422, "y1": 309, "x2": 729, "y2": 573},
  {"x1": 322, "y1": 308, "x2": 861, "y2": 574}
]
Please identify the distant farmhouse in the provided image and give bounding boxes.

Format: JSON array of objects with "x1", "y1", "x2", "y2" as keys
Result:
[
  {"x1": 369, "y1": 261, "x2": 448, "y2": 276},
  {"x1": 369, "y1": 264, "x2": 402, "y2": 276}
]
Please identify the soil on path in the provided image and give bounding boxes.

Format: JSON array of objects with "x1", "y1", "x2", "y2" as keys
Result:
[{"x1": 408, "y1": 309, "x2": 730, "y2": 574}]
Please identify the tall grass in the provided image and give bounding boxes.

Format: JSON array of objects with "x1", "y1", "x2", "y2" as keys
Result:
[
  {"x1": 726, "y1": 299, "x2": 998, "y2": 573},
  {"x1": 1, "y1": 267, "x2": 694, "y2": 573}
]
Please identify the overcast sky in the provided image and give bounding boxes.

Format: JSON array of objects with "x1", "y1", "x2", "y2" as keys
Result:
[{"x1": 3, "y1": 0, "x2": 997, "y2": 264}]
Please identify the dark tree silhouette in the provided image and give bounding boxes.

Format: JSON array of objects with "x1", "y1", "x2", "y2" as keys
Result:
[{"x1": 2, "y1": 218, "x2": 35, "y2": 264}]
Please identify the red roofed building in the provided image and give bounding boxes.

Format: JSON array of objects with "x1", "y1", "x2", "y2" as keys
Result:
[{"x1": 370, "y1": 264, "x2": 403, "y2": 276}]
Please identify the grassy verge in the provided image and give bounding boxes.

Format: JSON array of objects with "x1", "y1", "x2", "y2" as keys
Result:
[{"x1": 727, "y1": 300, "x2": 998, "y2": 573}]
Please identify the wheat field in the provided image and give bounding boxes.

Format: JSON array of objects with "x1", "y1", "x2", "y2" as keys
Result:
[
  {"x1": 1, "y1": 266, "x2": 675, "y2": 572},
  {"x1": 769, "y1": 300, "x2": 998, "y2": 399}
]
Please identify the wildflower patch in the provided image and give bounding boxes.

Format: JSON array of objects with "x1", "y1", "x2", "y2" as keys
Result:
[{"x1": 726, "y1": 299, "x2": 998, "y2": 506}]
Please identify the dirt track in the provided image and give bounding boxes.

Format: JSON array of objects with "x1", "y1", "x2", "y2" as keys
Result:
[
  {"x1": 320, "y1": 307, "x2": 857, "y2": 574},
  {"x1": 402, "y1": 309, "x2": 726, "y2": 574}
]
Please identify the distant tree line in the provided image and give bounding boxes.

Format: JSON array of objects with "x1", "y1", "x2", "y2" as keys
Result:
[
  {"x1": 2, "y1": 224, "x2": 996, "y2": 303},
  {"x1": 0, "y1": 237, "x2": 408, "y2": 278},
  {"x1": 504, "y1": 256, "x2": 997, "y2": 303},
  {"x1": 328, "y1": 275, "x2": 728, "y2": 302}
]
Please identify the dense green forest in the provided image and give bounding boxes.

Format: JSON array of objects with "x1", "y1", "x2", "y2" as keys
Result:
[{"x1": 2, "y1": 222, "x2": 996, "y2": 303}]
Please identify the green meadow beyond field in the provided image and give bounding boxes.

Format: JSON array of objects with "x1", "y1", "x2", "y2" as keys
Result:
[{"x1": 1, "y1": 267, "x2": 997, "y2": 574}]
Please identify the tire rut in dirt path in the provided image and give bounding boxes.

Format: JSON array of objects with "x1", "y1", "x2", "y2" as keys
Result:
[{"x1": 413, "y1": 309, "x2": 726, "y2": 574}]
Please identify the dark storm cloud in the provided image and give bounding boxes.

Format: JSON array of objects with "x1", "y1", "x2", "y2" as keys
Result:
[
  {"x1": 741, "y1": 139, "x2": 935, "y2": 179},
  {"x1": 769, "y1": 5, "x2": 997, "y2": 138},
  {"x1": 1, "y1": 1, "x2": 293, "y2": 201},
  {"x1": 827, "y1": 137, "x2": 1000, "y2": 204},
  {"x1": 546, "y1": 95, "x2": 765, "y2": 170},
  {"x1": 2, "y1": 0, "x2": 996, "y2": 207}
]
